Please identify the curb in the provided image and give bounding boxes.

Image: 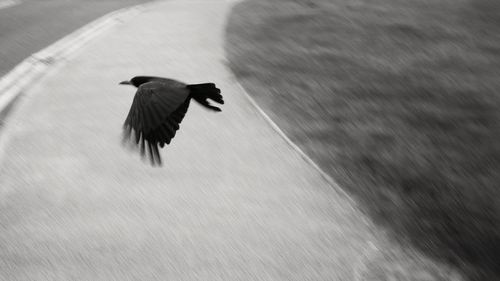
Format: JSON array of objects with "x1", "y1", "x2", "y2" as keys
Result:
[
  {"x1": 233, "y1": 81, "x2": 371, "y2": 217},
  {"x1": 0, "y1": 1, "x2": 159, "y2": 114}
]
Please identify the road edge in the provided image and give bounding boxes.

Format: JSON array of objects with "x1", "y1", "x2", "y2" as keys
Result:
[{"x1": 0, "y1": 0, "x2": 161, "y2": 115}]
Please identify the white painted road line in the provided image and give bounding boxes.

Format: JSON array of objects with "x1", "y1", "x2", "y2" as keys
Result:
[
  {"x1": 0, "y1": 0, "x2": 20, "y2": 10},
  {"x1": 0, "y1": 1, "x2": 158, "y2": 114}
]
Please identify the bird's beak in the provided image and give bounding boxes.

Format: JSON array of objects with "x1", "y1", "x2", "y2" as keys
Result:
[{"x1": 119, "y1": 80, "x2": 131, "y2": 85}]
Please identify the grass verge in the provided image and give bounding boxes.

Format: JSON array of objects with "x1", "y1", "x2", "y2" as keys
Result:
[{"x1": 225, "y1": 0, "x2": 500, "y2": 280}]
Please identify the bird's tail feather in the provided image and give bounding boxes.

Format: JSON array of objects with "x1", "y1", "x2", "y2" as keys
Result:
[{"x1": 187, "y1": 83, "x2": 223, "y2": 111}]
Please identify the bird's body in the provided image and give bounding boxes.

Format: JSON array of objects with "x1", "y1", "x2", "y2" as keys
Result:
[{"x1": 120, "y1": 76, "x2": 223, "y2": 165}]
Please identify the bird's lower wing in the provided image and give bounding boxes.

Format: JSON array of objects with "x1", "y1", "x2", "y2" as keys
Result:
[
  {"x1": 123, "y1": 99, "x2": 191, "y2": 166},
  {"x1": 146, "y1": 99, "x2": 190, "y2": 148}
]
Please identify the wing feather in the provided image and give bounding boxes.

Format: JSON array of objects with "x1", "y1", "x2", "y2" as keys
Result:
[
  {"x1": 145, "y1": 99, "x2": 190, "y2": 145},
  {"x1": 123, "y1": 81, "x2": 190, "y2": 165}
]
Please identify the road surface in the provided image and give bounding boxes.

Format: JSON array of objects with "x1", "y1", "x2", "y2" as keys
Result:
[{"x1": 0, "y1": 0, "x2": 150, "y2": 78}]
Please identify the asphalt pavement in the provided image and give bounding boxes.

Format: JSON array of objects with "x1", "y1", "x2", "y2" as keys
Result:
[
  {"x1": 0, "y1": 0, "x2": 462, "y2": 280},
  {"x1": 0, "y1": 0, "x2": 152, "y2": 78}
]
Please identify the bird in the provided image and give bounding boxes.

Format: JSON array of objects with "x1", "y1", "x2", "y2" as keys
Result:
[{"x1": 119, "y1": 76, "x2": 223, "y2": 166}]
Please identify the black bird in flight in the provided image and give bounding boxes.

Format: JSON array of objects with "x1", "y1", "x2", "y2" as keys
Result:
[{"x1": 120, "y1": 76, "x2": 223, "y2": 166}]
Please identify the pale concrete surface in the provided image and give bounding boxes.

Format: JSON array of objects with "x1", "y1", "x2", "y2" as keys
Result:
[{"x1": 0, "y1": 1, "x2": 459, "y2": 280}]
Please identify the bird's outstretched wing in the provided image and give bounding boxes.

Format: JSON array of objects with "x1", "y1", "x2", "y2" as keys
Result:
[
  {"x1": 145, "y1": 99, "x2": 190, "y2": 148},
  {"x1": 123, "y1": 81, "x2": 190, "y2": 165}
]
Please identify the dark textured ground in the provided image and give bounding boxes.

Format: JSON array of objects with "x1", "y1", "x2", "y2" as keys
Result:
[{"x1": 225, "y1": 0, "x2": 500, "y2": 280}]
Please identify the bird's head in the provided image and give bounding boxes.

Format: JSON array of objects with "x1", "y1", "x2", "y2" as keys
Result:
[{"x1": 119, "y1": 76, "x2": 158, "y2": 88}]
